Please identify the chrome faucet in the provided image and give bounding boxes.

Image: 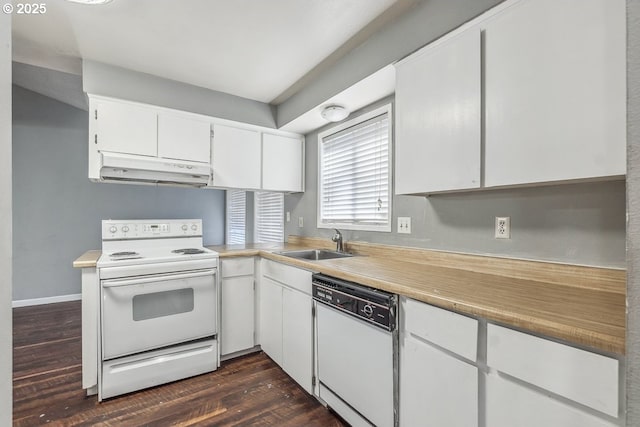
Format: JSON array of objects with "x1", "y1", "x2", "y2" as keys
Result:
[{"x1": 332, "y1": 229, "x2": 344, "y2": 252}]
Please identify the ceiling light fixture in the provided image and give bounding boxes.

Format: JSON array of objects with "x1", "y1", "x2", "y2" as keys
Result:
[
  {"x1": 65, "y1": 0, "x2": 113, "y2": 5},
  {"x1": 321, "y1": 105, "x2": 349, "y2": 122}
]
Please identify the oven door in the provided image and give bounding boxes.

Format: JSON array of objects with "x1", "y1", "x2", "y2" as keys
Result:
[{"x1": 101, "y1": 269, "x2": 216, "y2": 359}]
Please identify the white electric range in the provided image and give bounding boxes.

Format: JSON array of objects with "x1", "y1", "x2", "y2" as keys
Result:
[{"x1": 95, "y1": 219, "x2": 219, "y2": 401}]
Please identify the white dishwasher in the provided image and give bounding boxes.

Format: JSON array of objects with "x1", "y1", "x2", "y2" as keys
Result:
[{"x1": 312, "y1": 273, "x2": 398, "y2": 427}]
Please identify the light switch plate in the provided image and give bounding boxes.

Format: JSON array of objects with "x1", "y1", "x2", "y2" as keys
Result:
[
  {"x1": 398, "y1": 217, "x2": 411, "y2": 234},
  {"x1": 298, "y1": 216, "x2": 304, "y2": 228}
]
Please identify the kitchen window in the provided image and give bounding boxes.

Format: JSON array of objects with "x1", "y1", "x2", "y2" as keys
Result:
[
  {"x1": 317, "y1": 104, "x2": 392, "y2": 232},
  {"x1": 254, "y1": 191, "x2": 285, "y2": 243},
  {"x1": 226, "y1": 190, "x2": 246, "y2": 244}
]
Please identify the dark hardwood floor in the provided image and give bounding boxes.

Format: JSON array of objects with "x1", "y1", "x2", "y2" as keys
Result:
[{"x1": 13, "y1": 301, "x2": 347, "y2": 426}]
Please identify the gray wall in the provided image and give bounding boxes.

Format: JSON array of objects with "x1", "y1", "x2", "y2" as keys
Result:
[
  {"x1": 285, "y1": 96, "x2": 626, "y2": 268},
  {"x1": 12, "y1": 85, "x2": 226, "y2": 302},
  {"x1": 83, "y1": 60, "x2": 276, "y2": 128},
  {"x1": 0, "y1": 10, "x2": 12, "y2": 425},
  {"x1": 627, "y1": 0, "x2": 640, "y2": 424},
  {"x1": 276, "y1": 0, "x2": 504, "y2": 126}
]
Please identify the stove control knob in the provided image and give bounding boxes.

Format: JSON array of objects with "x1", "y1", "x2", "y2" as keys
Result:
[
  {"x1": 363, "y1": 304, "x2": 374, "y2": 317},
  {"x1": 109, "y1": 226, "x2": 117, "y2": 234},
  {"x1": 122, "y1": 226, "x2": 130, "y2": 233},
  {"x1": 181, "y1": 224, "x2": 188, "y2": 231},
  {"x1": 191, "y1": 224, "x2": 198, "y2": 231}
]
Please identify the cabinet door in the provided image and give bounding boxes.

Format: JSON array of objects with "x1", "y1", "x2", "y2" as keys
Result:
[
  {"x1": 282, "y1": 288, "x2": 313, "y2": 394},
  {"x1": 94, "y1": 98, "x2": 157, "y2": 157},
  {"x1": 400, "y1": 334, "x2": 478, "y2": 427},
  {"x1": 484, "y1": 0, "x2": 626, "y2": 187},
  {"x1": 158, "y1": 113, "x2": 211, "y2": 163},
  {"x1": 262, "y1": 133, "x2": 303, "y2": 192},
  {"x1": 221, "y1": 276, "x2": 255, "y2": 356},
  {"x1": 258, "y1": 277, "x2": 283, "y2": 365},
  {"x1": 486, "y1": 374, "x2": 616, "y2": 427},
  {"x1": 212, "y1": 124, "x2": 261, "y2": 189},
  {"x1": 395, "y1": 27, "x2": 481, "y2": 194}
]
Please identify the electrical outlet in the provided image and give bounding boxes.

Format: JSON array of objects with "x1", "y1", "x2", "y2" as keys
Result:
[
  {"x1": 495, "y1": 216, "x2": 511, "y2": 239},
  {"x1": 286, "y1": 212, "x2": 291, "y2": 222},
  {"x1": 398, "y1": 217, "x2": 412, "y2": 234},
  {"x1": 298, "y1": 216, "x2": 304, "y2": 228}
]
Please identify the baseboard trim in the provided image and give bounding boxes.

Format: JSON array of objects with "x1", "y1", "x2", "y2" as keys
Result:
[{"x1": 12, "y1": 293, "x2": 81, "y2": 308}]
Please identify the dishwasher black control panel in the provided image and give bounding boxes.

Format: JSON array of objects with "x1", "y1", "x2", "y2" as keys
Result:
[{"x1": 312, "y1": 273, "x2": 396, "y2": 331}]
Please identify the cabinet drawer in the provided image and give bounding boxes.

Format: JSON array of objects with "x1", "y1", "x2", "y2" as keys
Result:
[
  {"x1": 403, "y1": 297, "x2": 478, "y2": 361},
  {"x1": 221, "y1": 257, "x2": 254, "y2": 278},
  {"x1": 487, "y1": 323, "x2": 619, "y2": 417},
  {"x1": 261, "y1": 259, "x2": 312, "y2": 295}
]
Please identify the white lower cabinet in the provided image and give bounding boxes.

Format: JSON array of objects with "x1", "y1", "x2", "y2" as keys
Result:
[
  {"x1": 220, "y1": 257, "x2": 255, "y2": 356},
  {"x1": 282, "y1": 287, "x2": 313, "y2": 393},
  {"x1": 259, "y1": 276, "x2": 284, "y2": 364},
  {"x1": 486, "y1": 323, "x2": 620, "y2": 426},
  {"x1": 400, "y1": 297, "x2": 479, "y2": 427},
  {"x1": 259, "y1": 259, "x2": 313, "y2": 393},
  {"x1": 486, "y1": 373, "x2": 616, "y2": 427},
  {"x1": 401, "y1": 334, "x2": 478, "y2": 427},
  {"x1": 221, "y1": 276, "x2": 254, "y2": 355}
]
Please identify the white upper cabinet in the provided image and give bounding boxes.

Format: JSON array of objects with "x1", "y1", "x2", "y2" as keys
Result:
[
  {"x1": 395, "y1": 27, "x2": 481, "y2": 195},
  {"x1": 88, "y1": 94, "x2": 304, "y2": 192},
  {"x1": 394, "y1": 0, "x2": 625, "y2": 194},
  {"x1": 93, "y1": 98, "x2": 157, "y2": 157},
  {"x1": 262, "y1": 133, "x2": 304, "y2": 193},
  {"x1": 483, "y1": 0, "x2": 626, "y2": 187},
  {"x1": 211, "y1": 123, "x2": 262, "y2": 190},
  {"x1": 158, "y1": 113, "x2": 211, "y2": 163}
]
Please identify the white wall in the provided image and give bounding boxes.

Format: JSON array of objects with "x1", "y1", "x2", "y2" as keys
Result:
[{"x1": 0, "y1": 9, "x2": 12, "y2": 426}]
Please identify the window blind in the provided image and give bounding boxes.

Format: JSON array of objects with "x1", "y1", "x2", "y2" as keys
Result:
[
  {"x1": 226, "y1": 190, "x2": 246, "y2": 245},
  {"x1": 319, "y1": 111, "x2": 390, "y2": 229},
  {"x1": 254, "y1": 192, "x2": 284, "y2": 243}
]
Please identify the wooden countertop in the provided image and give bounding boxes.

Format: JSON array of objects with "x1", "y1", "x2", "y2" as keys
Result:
[
  {"x1": 72, "y1": 250, "x2": 101, "y2": 268},
  {"x1": 206, "y1": 242, "x2": 306, "y2": 257},
  {"x1": 74, "y1": 238, "x2": 626, "y2": 355}
]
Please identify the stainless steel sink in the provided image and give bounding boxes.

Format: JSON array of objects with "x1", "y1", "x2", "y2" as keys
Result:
[{"x1": 276, "y1": 249, "x2": 354, "y2": 261}]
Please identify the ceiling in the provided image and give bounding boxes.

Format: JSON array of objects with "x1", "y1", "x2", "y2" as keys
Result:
[{"x1": 11, "y1": 0, "x2": 399, "y2": 104}]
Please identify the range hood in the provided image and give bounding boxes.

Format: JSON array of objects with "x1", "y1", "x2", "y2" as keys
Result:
[{"x1": 97, "y1": 152, "x2": 211, "y2": 187}]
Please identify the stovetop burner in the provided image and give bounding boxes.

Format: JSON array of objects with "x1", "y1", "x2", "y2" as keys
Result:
[
  {"x1": 111, "y1": 251, "x2": 139, "y2": 257},
  {"x1": 109, "y1": 251, "x2": 142, "y2": 261},
  {"x1": 171, "y1": 248, "x2": 207, "y2": 255}
]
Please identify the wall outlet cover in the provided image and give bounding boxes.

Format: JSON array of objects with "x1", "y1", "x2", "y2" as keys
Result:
[{"x1": 495, "y1": 216, "x2": 511, "y2": 239}]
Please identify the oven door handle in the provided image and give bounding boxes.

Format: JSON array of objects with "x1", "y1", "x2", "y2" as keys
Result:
[{"x1": 102, "y1": 269, "x2": 216, "y2": 288}]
